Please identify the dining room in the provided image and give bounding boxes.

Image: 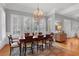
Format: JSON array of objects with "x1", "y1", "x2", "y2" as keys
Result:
[{"x1": 1, "y1": 3, "x2": 79, "y2": 56}]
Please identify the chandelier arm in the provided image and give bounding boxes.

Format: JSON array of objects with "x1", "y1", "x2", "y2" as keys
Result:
[{"x1": 33, "y1": 3, "x2": 44, "y2": 21}]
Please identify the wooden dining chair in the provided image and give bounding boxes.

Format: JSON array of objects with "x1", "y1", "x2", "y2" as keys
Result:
[
  {"x1": 45, "y1": 34, "x2": 51, "y2": 48},
  {"x1": 19, "y1": 39, "x2": 26, "y2": 56},
  {"x1": 49, "y1": 33, "x2": 54, "y2": 46},
  {"x1": 37, "y1": 35, "x2": 44, "y2": 52},
  {"x1": 24, "y1": 33, "x2": 30, "y2": 38},
  {"x1": 25, "y1": 36, "x2": 33, "y2": 55},
  {"x1": 8, "y1": 35, "x2": 19, "y2": 56}
]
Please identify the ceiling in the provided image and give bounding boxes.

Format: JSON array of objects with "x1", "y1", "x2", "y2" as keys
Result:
[{"x1": 2, "y1": 3, "x2": 79, "y2": 19}]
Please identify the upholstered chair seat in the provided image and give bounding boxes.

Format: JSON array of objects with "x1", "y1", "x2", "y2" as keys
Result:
[
  {"x1": 38, "y1": 41, "x2": 42, "y2": 45},
  {"x1": 46, "y1": 40, "x2": 50, "y2": 43},
  {"x1": 26, "y1": 43, "x2": 32, "y2": 47},
  {"x1": 11, "y1": 42, "x2": 19, "y2": 47}
]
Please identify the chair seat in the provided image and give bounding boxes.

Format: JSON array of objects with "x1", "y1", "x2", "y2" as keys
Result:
[
  {"x1": 13, "y1": 40, "x2": 19, "y2": 42},
  {"x1": 26, "y1": 43, "x2": 32, "y2": 47},
  {"x1": 46, "y1": 40, "x2": 49, "y2": 43},
  {"x1": 34, "y1": 41, "x2": 42, "y2": 45},
  {"x1": 11, "y1": 42, "x2": 19, "y2": 47},
  {"x1": 38, "y1": 41, "x2": 42, "y2": 45}
]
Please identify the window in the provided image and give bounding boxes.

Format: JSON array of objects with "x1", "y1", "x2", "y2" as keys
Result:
[{"x1": 10, "y1": 14, "x2": 22, "y2": 36}]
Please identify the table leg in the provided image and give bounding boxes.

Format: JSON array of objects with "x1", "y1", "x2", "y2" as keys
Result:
[
  {"x1": 19, "y1": 43, "x2": 21, "y2": 56},
  {"x1": 24, "y1": 43, "x2": 26, "y2": 56}
]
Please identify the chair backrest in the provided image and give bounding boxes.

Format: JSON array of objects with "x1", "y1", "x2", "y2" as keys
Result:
[
  {"x1": 50, "y1": 32, "x2": 54, "y2": 35},
  {"x1": 50, "y1": 32, "x2": 54, "y2": 38},
  {"x1": 19, "y1": 39, "x2": 26, "y2": 43},
  {"x1": 25, "y1": 36, "x2": 33, "y2": 43},
  {"x1": 38, "y1": 32, "x2": 42, "y2": 36},
  {"x1": 25, "y1": 33, "x2": 29, "y2": 36},
  {"x1": 38, "y1": 35, "x2": 44, "y2": 41},
  {"x1": 32, "y1": 32, "x2": 34, "y2": 36},
  {"x1": 8, "y1": 35, "x2": 13, "y2": 45},
  {"x1": 24, "y1": 33, "x2": 30, "y2": 39},
  {"x1": 46, "y1": 34, "x2": 50, "y2": 40}
]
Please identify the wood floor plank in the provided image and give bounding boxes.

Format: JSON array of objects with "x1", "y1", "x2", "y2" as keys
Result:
[{"x1": 0, "y1": 44, "x2": 10, "y2": 56}]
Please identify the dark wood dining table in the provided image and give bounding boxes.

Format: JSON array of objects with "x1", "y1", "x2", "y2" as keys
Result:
[{"x1": 19, "y1": 34, "x2": 53, "y2": 56}]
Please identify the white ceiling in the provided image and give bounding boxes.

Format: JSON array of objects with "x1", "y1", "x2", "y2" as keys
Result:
[
  {"x1": 58, "y1": 4, "x2": 79, "y2": 19},
  {"x1": 3, "y1": 3, "x2": 79, "y2": 19}
]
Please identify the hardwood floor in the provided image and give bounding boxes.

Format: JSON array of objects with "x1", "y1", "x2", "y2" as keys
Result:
[
  {"x1": 0, "y1": 44, "x2": 10, "y2": 56},
  {"x1": 1, "y1": 38, "x2": 79, "y2": 56}
]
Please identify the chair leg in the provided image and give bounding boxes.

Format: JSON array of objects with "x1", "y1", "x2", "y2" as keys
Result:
[
  {"x1": 42, "y1": 44, "x2": 43, "y2": 51},
  {"x1": 19, "y1": 44, "x2": 21, "y2": 56},
  {"x1": 37, "y1": 43, "x2": 38, "y2": 53},
  {"x1": 49, "y1": 40, "x2": 52, "y2": 48},
  {"x1": 49, "y1": 41, "x2": 51, "y2": 48},
  {"x1": 45, "y1": 43, "x2": 47, "y2": 49},
  {"x1": 50, "y1": 40, "x2": 53, "y2": 47},
  {"x1": 42, "y1": 41, "x2": 43, "y2": 51},
  {"x1": 31, "y1": 46, "x2": 33, "y2": 54},
  {"x1": 51, "y1": 39, "x2": 53, "y2": 46},
  {"x1": 51, "y1": 40, "x2": 53, "y2": 47},
  {"x1": 10, "y1": 47, "x2": 12, "y2": 56},
  {"x1": 24, "y1": 44, "x2": 26, "y2": 56},
  {"x1": 23, "y1": 47, "x2": 25, "y2": 52},
  {"x1": 45, "y1": 40, "x2": 46, "y2": 49},
  {"x1": 31, "y1": 43, "x2": 33, "y2": 54}
]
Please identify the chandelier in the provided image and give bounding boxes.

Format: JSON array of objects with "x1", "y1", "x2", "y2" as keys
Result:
[{"x1": 33, "y1": 7, "x2": 44, "y2": 20}]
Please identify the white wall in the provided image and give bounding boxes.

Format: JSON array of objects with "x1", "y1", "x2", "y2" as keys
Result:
[
  {"x1": 47, "y1": 17, "x2": 56, "y2": 33},
  {"x1": 0, "y1": 5, "x2": 7, "y2": 50},
  {"x1": 56, "y1": 13, "x2": 79, "y2": 38},
  {"x1": 63, "y1": 19, "x2": 72, "y2": 37}
]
